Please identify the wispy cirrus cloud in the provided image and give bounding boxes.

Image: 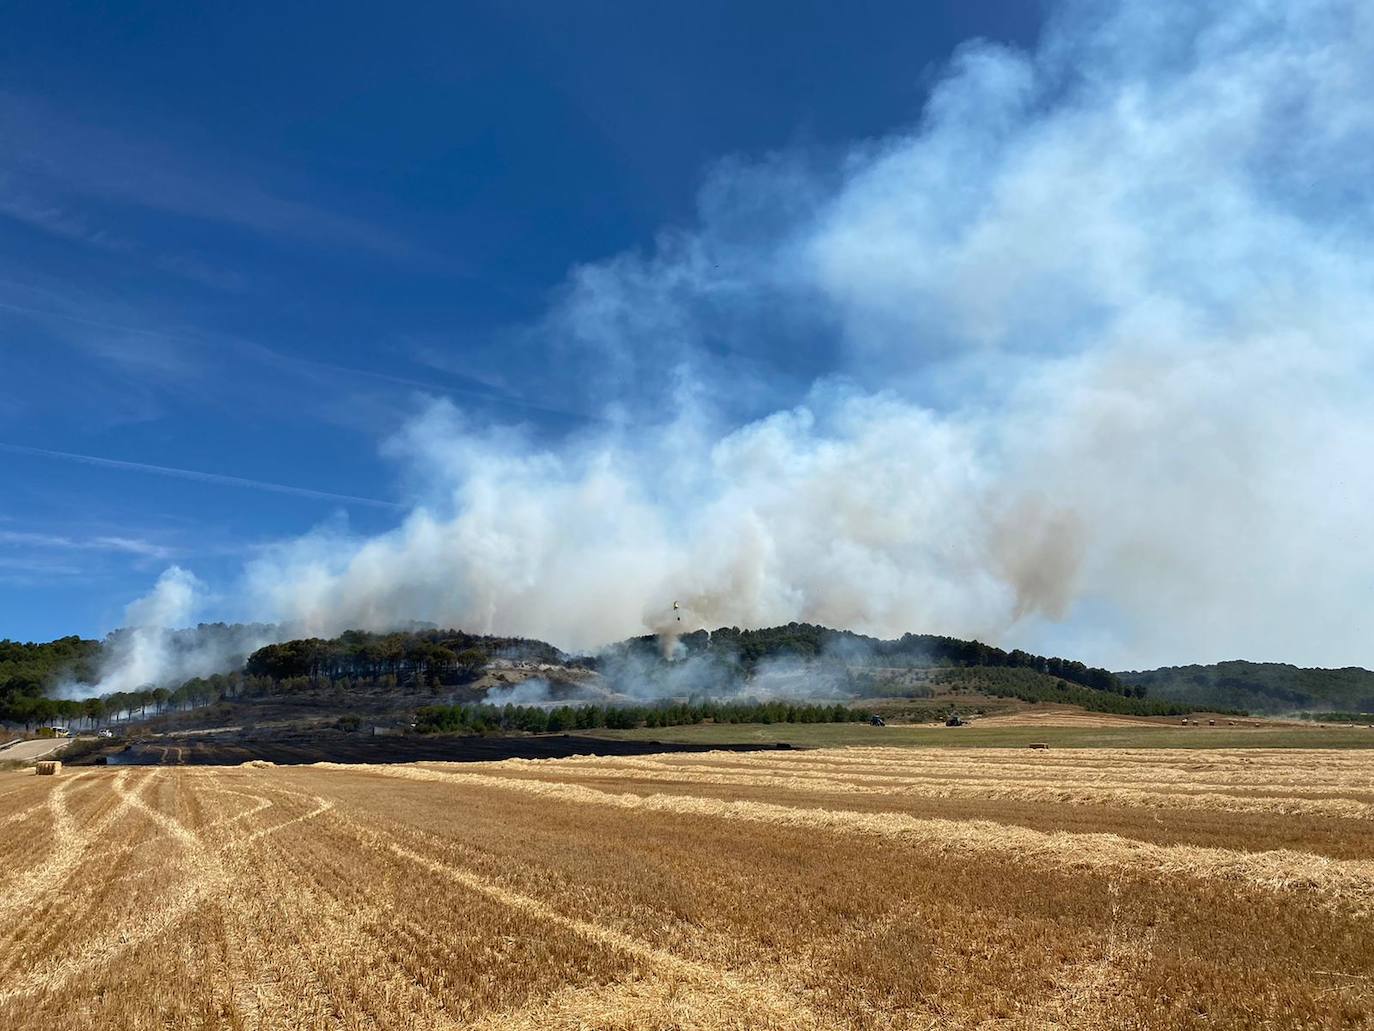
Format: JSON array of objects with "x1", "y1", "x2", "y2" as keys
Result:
[
  {"x1": 0, "y1": 529, "x2": 177, "y2": 560},
  {"x1": 0, "y1": 556, "x2": 88, "y2": 584},
  {"x1": 0, "y1": 292, "x2": 598, "y2": 434},
  {"x1": 0, "y1": 92, "x2": 412, "y2": 258}
]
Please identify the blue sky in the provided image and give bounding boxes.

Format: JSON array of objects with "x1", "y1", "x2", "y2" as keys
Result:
[
  {"x1": 4, "y1": 1, "x2": 1372, "y2": 672},
  {"x1": 0, "y1": 2, "x2": 1039, "y2": 642}
]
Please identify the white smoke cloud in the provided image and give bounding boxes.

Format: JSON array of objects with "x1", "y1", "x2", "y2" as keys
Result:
[
  {"x1": 64, "y1": 566, "x2": 205, "y2": 697},
  {"x1": 115, "y1": 0, "x2": 1374, "y2": 671},
  {"x1": 64, "y1": 566, "x2": 278, "y2": 698},
  {"x1": 123, "y1": 565, "x2": 202, "y2": 631}
]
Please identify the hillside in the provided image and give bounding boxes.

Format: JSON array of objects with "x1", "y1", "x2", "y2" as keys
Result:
[
  {"x1": 1119, "y1": 661, "x2": 1374, "y2": 714},
  {"x1": 0, "y1": 621, "x2": 1218, "y2": 731},
  {"x1": 610, "y1": 623, "x2": 1127, "y2": 694},
  {"x1": 19, "y1": 620, "x2": 1371, "y2": 731},
  {"x1": 0, "y1": 635, "x2": 101, "y2": 726},
  {"x1": 0, "y1": 635, "x2": 101, "y2": 689}
]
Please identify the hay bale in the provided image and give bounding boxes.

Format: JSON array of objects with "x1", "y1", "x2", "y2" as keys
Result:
[
  {"x1": 35, "y1": 760, "x2": 62, "y2": 776},
  {"x1": 1027, "y1": 742, "x2": 1049, "y2": 750}
]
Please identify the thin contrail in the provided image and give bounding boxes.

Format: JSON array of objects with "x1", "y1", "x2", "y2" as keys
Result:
[{"x1": 0, "y1": 442, "x2": 404, "y2": 509}]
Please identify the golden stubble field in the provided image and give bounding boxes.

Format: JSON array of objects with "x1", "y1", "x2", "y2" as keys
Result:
[{"x1": 2, "y1": 747, "x2": 1373, "y2": 1030}]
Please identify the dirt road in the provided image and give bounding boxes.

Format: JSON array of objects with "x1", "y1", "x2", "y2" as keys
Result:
[{"x1": 0, "y1": 737, "x2": 74, "y2": 763}]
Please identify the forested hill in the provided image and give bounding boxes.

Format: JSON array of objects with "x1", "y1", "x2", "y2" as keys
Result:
[
  {"x1": 0, "y1": 626, "x2": 566, "y2": 728},
  {"x1": 0, "y1": 636, "x2": 101, "y2": 696},
  {"x1": 244, "y1": 628, "x2": 563, "y2": 681},
  {"x1": 19, "y1": 619, "x2": 1370, "y2": 727},
  {"x1": 612, "y1": 623, "x2": 1129, "y2": 694},
  {"x1": 0, "y1": 635, "x2": 102, "y2": 728},
  {"x1": 1119, "y1": 661, "x2": 1374, "y2": 714}
]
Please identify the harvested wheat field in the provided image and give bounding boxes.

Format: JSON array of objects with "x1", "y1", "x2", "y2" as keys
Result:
[{"x1": 2, "y1": 748, "x2": 1373, "y2": 1030}]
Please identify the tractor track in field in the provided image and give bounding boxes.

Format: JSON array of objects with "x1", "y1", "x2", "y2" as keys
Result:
[
  {"x1": 345, "y1": 762, "x2": 1374, "y2": 911},
  {"x1": 334, "y1": 808, "x2": 824, "y2": 1030}
]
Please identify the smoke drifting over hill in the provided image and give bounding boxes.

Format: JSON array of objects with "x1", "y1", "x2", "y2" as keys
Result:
[
  {"x1": 110, "y1": 0, "x2": 1374, "y2": 683},
  {"x1": 65, "y1": 568, "x2": 279, "y2": 698}
]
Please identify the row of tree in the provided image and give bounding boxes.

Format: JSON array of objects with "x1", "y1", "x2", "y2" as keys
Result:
[
  {"x1": 0, "y1": 672, "x2": 260, "y2": 731},
  {"x1": 415, "y1": 699, "x2": 871, "y2": 734}
]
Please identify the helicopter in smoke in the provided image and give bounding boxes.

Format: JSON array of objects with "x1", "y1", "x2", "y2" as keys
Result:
[{"x1": 673, "y1": 600, "x2": 681, "y2": 622}]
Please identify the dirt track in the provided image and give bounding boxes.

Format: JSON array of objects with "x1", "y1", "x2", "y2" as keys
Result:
[{"x1": 0, "y1": 737, "x2": 73, "y2": 763}]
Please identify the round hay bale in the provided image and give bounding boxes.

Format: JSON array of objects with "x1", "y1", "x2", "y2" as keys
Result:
[{"x1": 35, "y1": 760, "x2": 62, "y2": 776}]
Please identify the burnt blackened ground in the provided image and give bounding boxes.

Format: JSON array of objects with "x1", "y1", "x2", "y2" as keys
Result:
[{"x1": 80, "y1": 731, "x2": 793, "y2": 766}]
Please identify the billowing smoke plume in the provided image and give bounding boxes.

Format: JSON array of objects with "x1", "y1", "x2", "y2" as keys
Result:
[
  {"x1": 64, "y1": 567, "x2": 279, "y2": 697},
  {"x1": 112, "y1": 0, "x2": 1374, "y2": 676},
  {"x1": 80, "y1": 567, "x2": 204, "y2": 696}
]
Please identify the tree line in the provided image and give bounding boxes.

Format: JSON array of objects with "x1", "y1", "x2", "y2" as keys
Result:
[
  {"x1": 415, "y1": 699, "x2": 871, "y2": 735},
  {"x1": 0, "y1": 672, "x2": 259, "y2": 731},
  {"x1": 929, "y1": 667, "x2": 1245, "y2": 716},
  {"x1": 1297, "y1": 711, "x2": 1374, "y2": 723}
]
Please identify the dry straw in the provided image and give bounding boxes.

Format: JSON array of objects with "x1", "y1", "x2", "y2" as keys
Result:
[{"x1": 3, "y1": 747, "x2": 1372, "y2": 1029}]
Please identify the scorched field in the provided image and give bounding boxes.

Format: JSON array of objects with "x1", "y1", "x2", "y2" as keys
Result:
[{"x1": 2, "y1": 747, "x2": 1373, "y2": 1029}]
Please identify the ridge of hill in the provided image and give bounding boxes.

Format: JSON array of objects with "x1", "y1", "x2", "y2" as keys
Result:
[
  {"x1": 1119, "y1": 661, "x2": 1374, "y2": 715},
  {"x1": 610, "y1": 623, "x2": 1127, "y2": 692},
  {"x1": 8, "y1": 621, "x2": 1371, "y2": 728},
  {"x1": 1, "y1": 622, "x2": 1137, "y2": 726}
]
